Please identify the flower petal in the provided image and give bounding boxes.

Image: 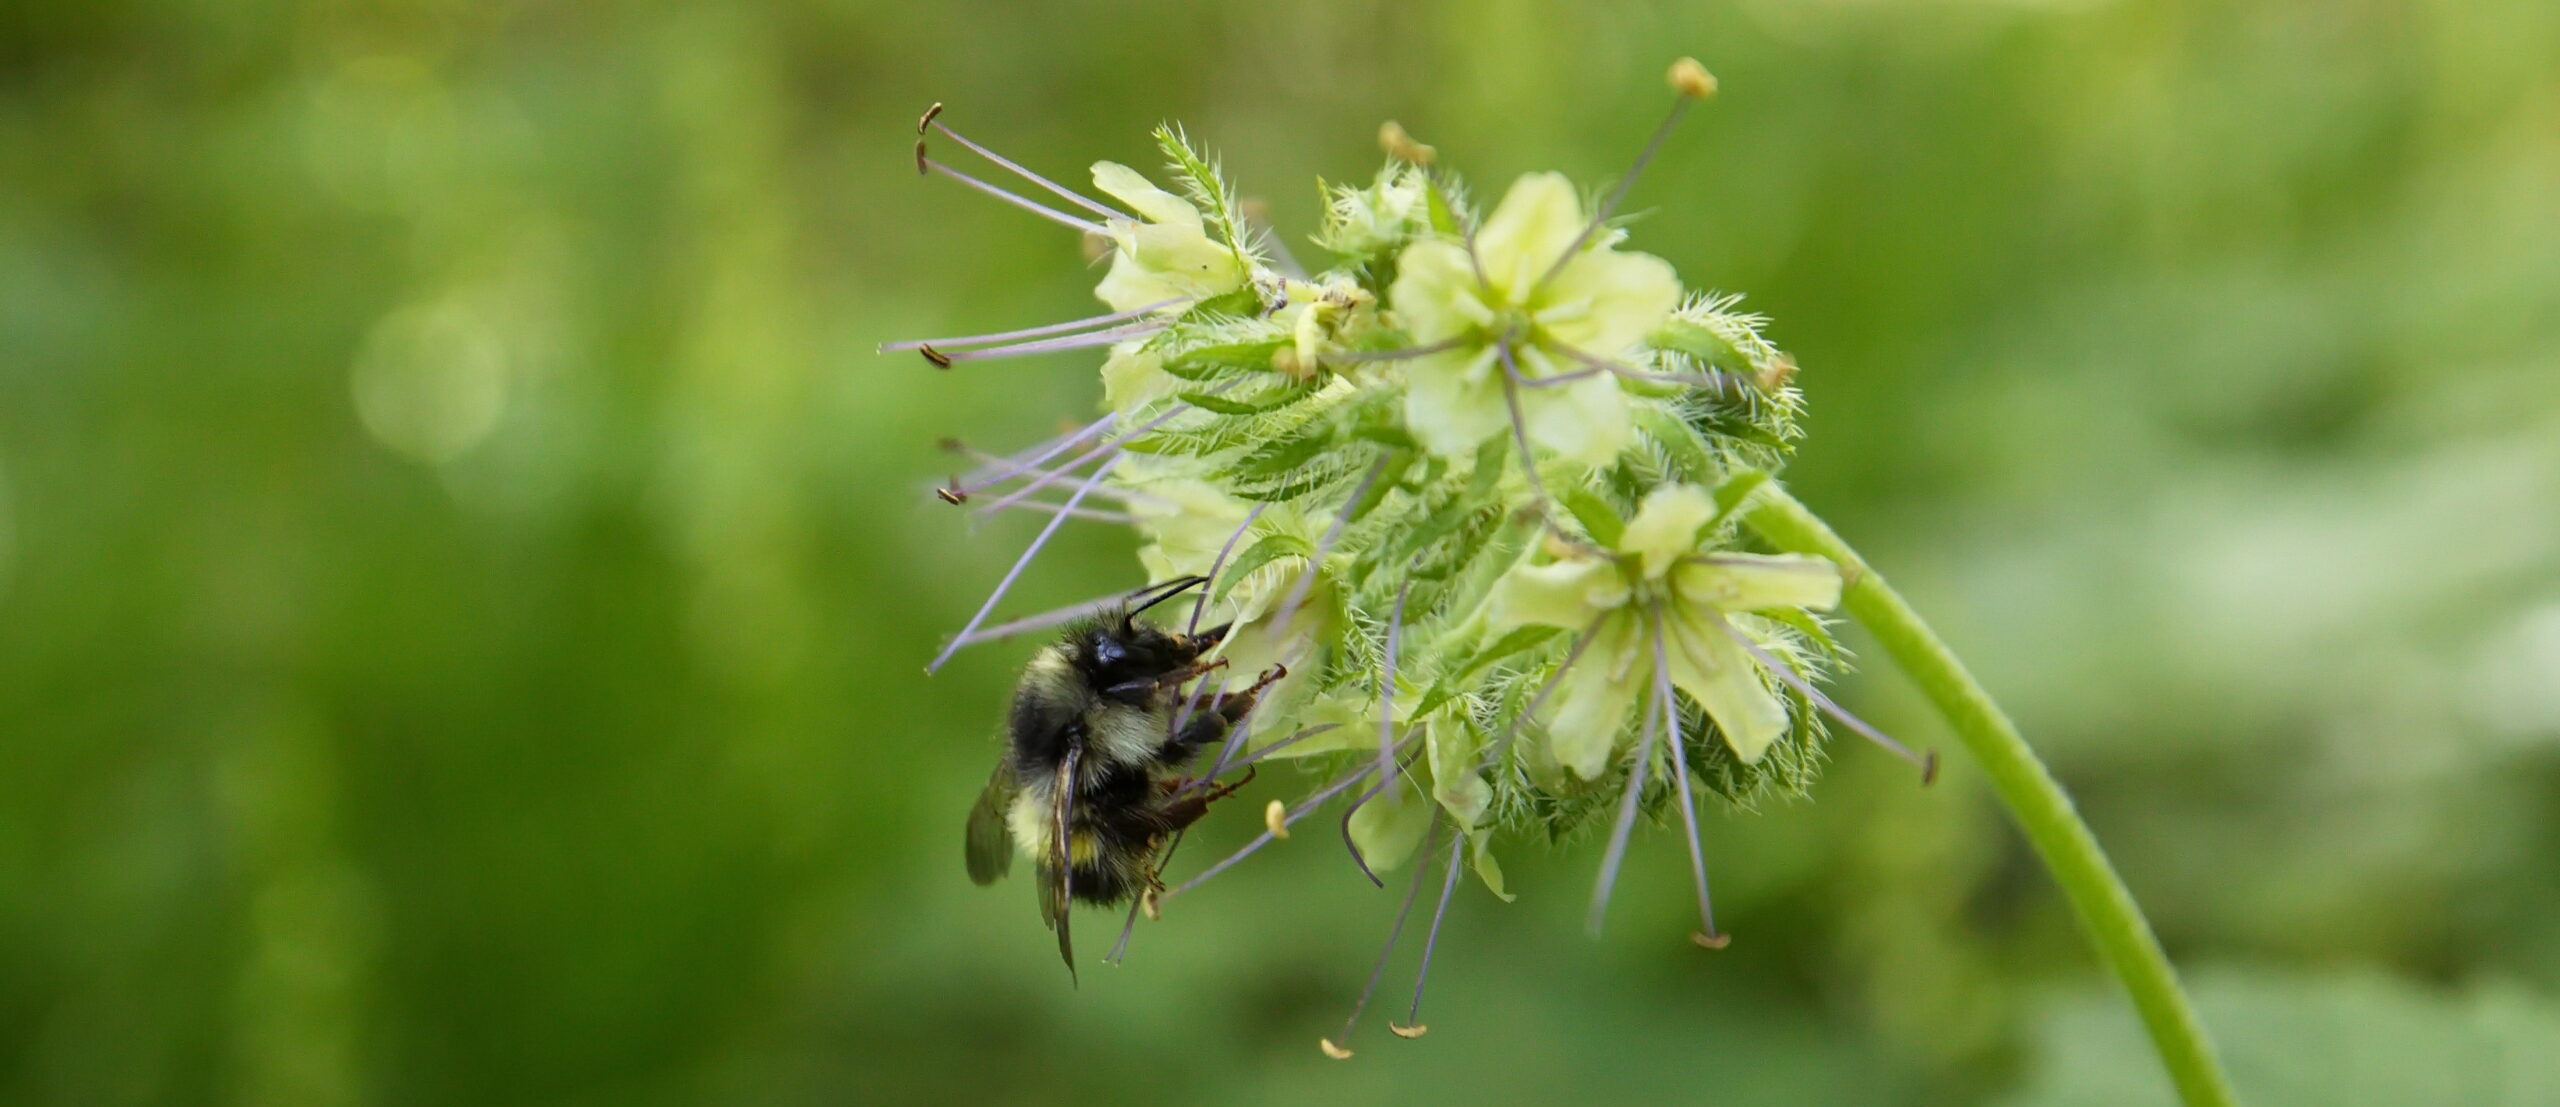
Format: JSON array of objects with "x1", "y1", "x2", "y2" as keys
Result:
[
  {"x1": 1520, "y1": 367, "x2": 1633, "y2": 468},
  {"x1": 1538, "y1": 248, "x2": 1680, "y2": 356},
  {"x1": 1541, "y1": 613, "x2": 1643, "y2": 779},
  {"x1": 1387, "y1": 239, "x2": 1487, "y2": 343},
  {"x1": 1403, "y1": 347, "x2": 1510, "y2": 459},
  {"x1": 1346, "y1": 774, "x2": 1434, "y2": 873},
  {"x1": 1100, "y1": 342, "x2": 1180, "y2": 412},
  {"x1": 1489, "y1": 559, "x2": 1628, "y2": 632},
  {"x1": 1618, "y1": 484, "x2": 1716, "y2": 579},
  {"x1": 1662, "y1": 614, "x2": 1788, "y2": 762},
  {"x1": 1425, "y1": 717, "x2": 1493, "y2": 830},
  {"x1": 1673, "y1": 553, "x2": 1844, "y2": 613},
  {"x1": 1090, "y1": 161, "x2": 1202, "y2": 228},
  {"x1": 1475, "y1": 172, "x2": 1586, "y2": 299}
]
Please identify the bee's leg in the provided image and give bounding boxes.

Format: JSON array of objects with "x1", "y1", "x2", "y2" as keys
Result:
[
  {"x1": 1183, "y1": 662, "x2": 1291, "y2": 729},
  {"x1": 1156, "y1": 766, "x2": 1257, "y2": 833}
]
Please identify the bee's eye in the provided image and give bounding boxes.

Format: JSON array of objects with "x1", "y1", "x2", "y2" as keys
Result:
[{"x1": 1092, "y1": 638, "x2": 1126, "y2": 667}]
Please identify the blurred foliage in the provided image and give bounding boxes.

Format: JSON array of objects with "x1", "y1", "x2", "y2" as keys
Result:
[{"x1": 2, "y1": 0, "x2": 2556, "y2": 1104}]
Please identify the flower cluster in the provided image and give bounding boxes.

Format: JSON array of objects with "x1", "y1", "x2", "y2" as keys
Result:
[{"x1": 897, "y1": 59, "x2": 1929, "y2": 1055}]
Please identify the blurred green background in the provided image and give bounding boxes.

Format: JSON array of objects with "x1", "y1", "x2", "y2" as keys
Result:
[{"x1": 6, "y1": 0, "x2": 2559, "y2": 1103}]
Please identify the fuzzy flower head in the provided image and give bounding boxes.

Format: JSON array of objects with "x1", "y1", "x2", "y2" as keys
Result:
[{"x1": 895, "y1": 60, "x2": 1929, "y2": 1058}]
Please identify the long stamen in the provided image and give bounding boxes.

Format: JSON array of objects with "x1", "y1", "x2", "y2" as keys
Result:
[
  {"x1": 1655, "y1": 621, "x2": 1726, "y2": 949},
  {"x1": 1393, "y1": 827, "x2": 1467, "y2": 1039},
  {"x1": 1267, "y1": 455, "x2": 1391, "y2": 641},
  {"x1": 1167, "y1": 673, "x2": 1229, "y2": 754},
  {"x1": 1322, "y1": 824, "x2": 1440, "y2": 1061},
  {"x1": 925, "y1": 453, "x2": 1125, "y2": 674},
  {"x1": 1208, "y1": 722, "x2": 1342, "y2": 780},
  {"x1": 918, "y1": 146, "x2": 1107, "y2": 235},
  {"x1": 938, "y1": 589, "x2": 1127, "y2": 653},
  {"x1": 1337, "y1": 584, "x2": 1412, "y2": 887},
  {"x1": 1554, "y1": 341, "x2": 1748, "y2": 396},
  {"x1": 971, "y1": 396, "x2": 1213, "y2": 519},
  {"x1": 1193, "y1": 677, "x2": 1262, "y2": 786},
  {"x1": 1494, "y1": 342, "x2": 1553, "y2": 504},
  {"x1": 977, "y1": 499, "x2": 1136, "y2": 526},
  {"x1": 1189, "y1": 502, "x2": 1269, "y2": 636},
  {"x1": 923, "y1": 113, "x2": 1135, "y2": 224},
  {"x1": 1336, "y1": 769, "x2": 1399, "y2": 888},
  {"x1": 1587, "y1": 629, "x2": 1662, "y2": 935},
  {"x1": 919, "y1": 319, "x2": 1168, "y2": 367},
  {"x1": 1472, "y1": 612, "x2": 1608, "y2": 775},
  {"x1": 884, "y1": 298, "x2": 1185, "y2": 354},
  {"x1": 943, "y1": 412, "x2": 1117, "y2": 500},
  {"x1": 1507, "y1": 361, "x2": 1609, "y2": 389},
  {"x1": 1528, "y1": 61, "x2": 1712, "y2": 296},
  {"x1": 1165, "y1": 733, "x2": 1417, "y2": 899},
  {"x1": 1327, "y1": 337, "x2": 1470, "y2": 364},
  {"x1": 1375, "y1": 583, "x2": 1409, "y2": 803},
  {"x1": 1717, "y1": 616, "x2": 1937, "y2": 783}
]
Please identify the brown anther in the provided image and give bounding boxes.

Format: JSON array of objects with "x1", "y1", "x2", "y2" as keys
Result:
[
  {"x1": 1668, "y1": 57, "x2": 1719, "y2": 100},
  {"x1": 916, "y1": 102, "x2": 945, "y2": 135},
  {"x1": 1378, "y1": 120, "x2": 1436, "y2": 165},
  {"x1": 1264, "y1": 799, "x2": 1290, "y2": 840},
  {"x1": 913, "y1": 140, "x2": 930, "y2": 176},
  {"x1": 917, "y1": 343, "x2": 953, "y2": 368},
  {"x1": 935, "y1": 484, "x2": 967, "y2": 505},
  {"x1": 1921, "y1": 750, "x2": 1941, "y2": 787},
  {"x1": 936, "y1": 437, "x2": 966, "y2": 453},
  {"x1": 1388, "y1": 1023, "x2": 1428, "y2": 1040},
  {"x1": 1319, "y1": 1039, "x2": 1354, "y2": 1060},
  {"x1": 1691, "y1": 930, "x2": 1733, "y2": 951}
]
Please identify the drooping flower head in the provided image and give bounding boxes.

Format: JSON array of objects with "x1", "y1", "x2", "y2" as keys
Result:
[{"x1": 890, "y1": 59, "x2": 1931, "y2": 1058}]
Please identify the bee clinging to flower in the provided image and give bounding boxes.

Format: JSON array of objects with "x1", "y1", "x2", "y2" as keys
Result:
[{"x1": 962, "y1": 575, "x2": 1286, "y2": 980}]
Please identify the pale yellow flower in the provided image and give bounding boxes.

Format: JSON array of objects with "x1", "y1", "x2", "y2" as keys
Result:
[
  {"x1": 1388, "y1": 173, "x2": 1681, "y2": 467},
  {"x1": 1488, "y1": 484, "x2": 1840, "y2": 776}
]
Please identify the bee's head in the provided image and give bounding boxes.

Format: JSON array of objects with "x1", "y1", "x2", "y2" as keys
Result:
[{"x1": 1075, "y1": 576, "x2": 1219, "y2": 698}]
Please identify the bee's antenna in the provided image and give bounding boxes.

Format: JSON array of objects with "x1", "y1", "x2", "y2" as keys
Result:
[{"x1": 1124, "y1": 574, "x2": 1209, "y2": 621}]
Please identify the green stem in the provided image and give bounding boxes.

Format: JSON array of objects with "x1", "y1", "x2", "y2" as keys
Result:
[{"x1": 1745, "y1": 485, "x2": 2237, "y2": 1107}]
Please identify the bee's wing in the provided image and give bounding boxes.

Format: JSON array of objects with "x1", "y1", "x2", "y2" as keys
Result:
[
  {"x1": 964, "y1": 759, "x2": 1016, "y2": 886},
  {"x1": 1042, "y1": 743, "x2": 1081, "y2": 982}
]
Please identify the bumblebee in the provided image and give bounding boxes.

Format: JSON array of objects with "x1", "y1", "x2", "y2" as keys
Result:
[{"x1": 964, "y1": 575, "x2": 1282, "y2": 978}]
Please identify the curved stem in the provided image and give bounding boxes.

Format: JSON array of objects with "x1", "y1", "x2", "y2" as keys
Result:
[{"x1": 1744, "y1": 484, "x2": 2237, "y2": 1107}]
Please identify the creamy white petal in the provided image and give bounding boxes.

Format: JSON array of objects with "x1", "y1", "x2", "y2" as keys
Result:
[
  {"x1": 1662, "y1": 614, "x2": 1788, "y2": 762},
  {"x1": 1521, "y1": 368, "x2": 1633, "y2": 468},
  {"x1": 1542, "y1": 613, "x2": 1644, "y2": 779},
  {"x1": 1387, "y1": 239, "x2": 1487, "y2": 343},
  {"x1": 1090, "y1": 161, "x2": 1202, "y2": 228},
  {"x1": 1403, "y1": 348, "x2": 1511, "y2": 459},
  {"x1": 1475, "y1": 172, "x2": 1587, "y2": 299},
  {"x1": 1488, "y1": 559, "x2": 1628, "y2": 631},
  {"x1": 1618, "y1": 484, "x2": 1717, "y2": 580},
  {"x1": 1673, "y1": 553, "x2": 1844, "y2": 613},
  {"x1": 1539, "y1": 248, "x2": 1680, "y2": 356}
]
